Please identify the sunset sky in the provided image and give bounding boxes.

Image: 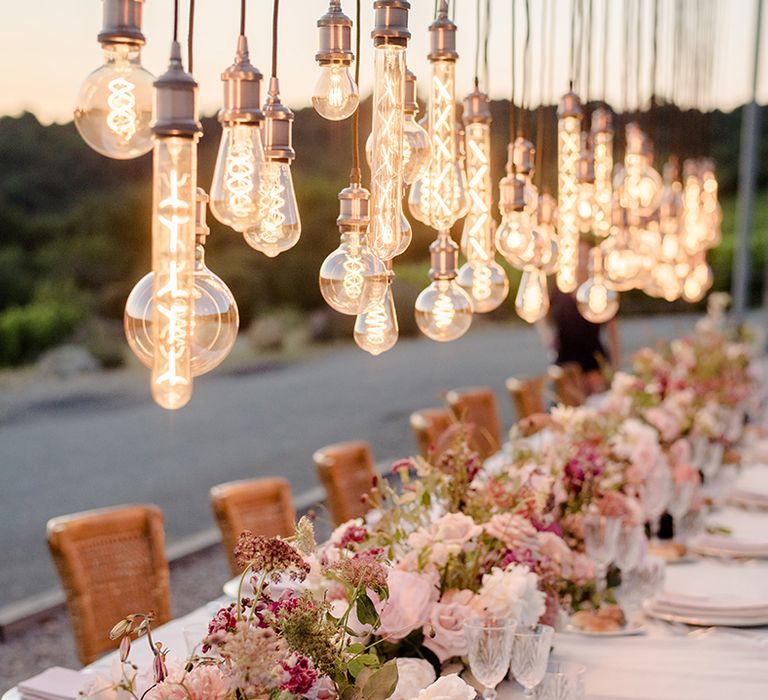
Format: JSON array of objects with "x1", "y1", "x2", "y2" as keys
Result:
[{"x1": 0, "y1": 0, "x2": 766, "y2": 125}]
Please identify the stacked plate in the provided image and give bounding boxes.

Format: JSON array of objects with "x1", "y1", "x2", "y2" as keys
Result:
[
  {"x1": 730, "y1": 468, "x2": 768, "y2": 510},
  {"x1": 688, "y1": 533, "x2": 768, "y2": 559},
  {"x1": 645, "y1": 592, "x2": 768, "y2": 627}
]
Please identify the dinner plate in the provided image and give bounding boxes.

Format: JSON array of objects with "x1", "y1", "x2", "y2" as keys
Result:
[
  {"x1": 222, "y1": 572, "x2": 308, "y2": 599},
  {"x1": 688, "y1": 537, "x2": 768, "y2": 559},
  {"x1": 563, "y1": 620, "x2": 646, "y2": 637},
  {"x1": 644, "y1": 602, "x2": 768, "y2": 628}
]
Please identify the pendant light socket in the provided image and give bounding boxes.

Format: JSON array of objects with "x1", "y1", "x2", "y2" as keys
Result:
[
  {"x1": 262, "y1": 78, "x2": 295, "y2": 162},
  {"x1": 317, "y1": 1, "x2": 354, "y2": 65},
  {"x1": 219, "y1": 36, "x2": 264, "y2": 124},
  {"x1": 98, "y1": 0, "x2": 146, "y2": 46},
  {"x1": 372, "y1": 0, "x2": 411, "y2": 47},
  {"x1": 463, "y1": 90, "x2": 492, "y2": 125},
  {"x1": 152, "y1": 42, "x2": 202, "y2": 139}
]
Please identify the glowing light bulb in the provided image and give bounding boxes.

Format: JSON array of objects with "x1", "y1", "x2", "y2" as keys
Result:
[
  {"x1": 457, "y1": 92, "x2": 508, "y2": 312},
  {"x1": 515, "y1": 267, "x2": 549, "y2": 323},
  {"x1": 125, "y1": 190, "x2": 239, "y2": 376},
  {"x1": 591, "y1": 107, "x2": 614, "y2": 238},
  {"x1": 699, "y1": 159, "x2": 722, "y2": 249},
  {"x1": 75, "y1": 34, "x2": 153, "y2": 159},
  {"x1": 682, "y1": 252, "x2": 713, "y2": 303},
  {"x1": 575, "y1": 148, "x2": 597, "y2": 234},
  {"x1": 576, "y1": 247, "x2": 619, "y2": 323},
  {"x1": 416, "y1": 230, "x2": 473, "y2": 341},
  {"x1": 243, "y1": 79, "x2": 301, "y2": 257},
  {"x1": 556, "y1": 91, "x2": 583, "y2": 293},
  {"x1": 534, "y1": 193, "x2": 560, "y2": 275},
  {"x1": 147, "y1": 42, "x2": 202, "y2": 410},
  {"x1": 313, "y1": 2, "x2": 359, "y2": 120},
  {"x1": 621, "y1": 123, "x2": 662, "y2": 216},
  {"x1": 210, "y1": 36, "x2": 265, "y2": 233},
  {"x1": 415, "y1": 278, "x2": 473, "y2": 341},
  {"x1": 510, "y1": 137, "x2": 539, "y2": 215},
  {"x1": 355, "y1": 265, "x2": 398, "y2": 355},
  {"x1": 319, "y1": 184, "x2": 386, "y2": 314},
  {"x1": 496, "y1": 174, "x2": 537, "y2": 269},
  {"x1": 402, "y1": 71, "x2": 431, "y2": 184}
]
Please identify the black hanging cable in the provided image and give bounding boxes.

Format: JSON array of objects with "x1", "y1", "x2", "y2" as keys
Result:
[
  {"x1": 519, "y1": 0, "x2": 530, "y2": 137},
  {"x1": 510, "y1": 0, "x2": 516, "y2": 145},
  {"x1": 271, "y1": 0, "x2": 280, "y2": 79},
  {"x1": 535, "y1": 0, "x2": 548, "y2": 191},
  {"x1": 188, "y1": 0, "x2": 195, "y2": 73},
  {"x1": 573, "y1": 0, "x2": 583, "y2": 94},
  {"x1": 240, "y1": 0, "x2": 246, "y2": 36},
  {"x1": 601, "y1": 0, "x2": 609, "y2": 104},
  {"x1": 484, "y1": 0, "x2": 491, "y2": 91},
  {"x1": 351, "y1": 0, "x2": 361, "y2": 183},
  {"x1": 474, "y1": 0, "x2": 481, "y2": 88},
  {"x1": 634, "y1": 0, "x2": 642, "y2": 117},
  {"x1": 584, "y1": 0, "x2": 593, "y2": 104},
  {"x1": 569, "y1": 0, "x2": 577, "y2": 89},
  {"x1": 173, "y1": 0, "x2": 179, "y2": 42}
]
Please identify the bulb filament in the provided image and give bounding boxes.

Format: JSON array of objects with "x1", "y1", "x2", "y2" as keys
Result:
[
  {"x1": 225, "y1": 130, "x2": 257, "y2": 219},
  {"x1": 433, "y1": 291, "x2": 456, "y2": 330},
  {"x1": 257, "y1": 163, "x2": 287, "y2": 244},
  {"x1": 106, "y1": 77, "x2": 137, "y2": 141},
  {"x1": 557, "y1": 118, "x2": 581, "y2": 292}
]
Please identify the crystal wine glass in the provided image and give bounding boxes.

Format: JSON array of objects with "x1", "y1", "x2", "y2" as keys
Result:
[
  {"x1": 536, "y1": 661, "x2": 586, "y2": 700},
  {"x1": 583, "y1": 514, "x2": 621, "y2": 598},
  {"x1": 510, "y1": 624, "x2": 555, "y2": 699},
  {"x1": 464, "y1": 616, "x2": 516, "y2": 700},
  {"x1": 618, "y1": 556, "x2": 666, "y2": 623},
  {"x1": 667, "y1": 481, "x2": 696, "y2": 541},
  {"x1": 614, "y1": 524, "x2": 647, "y2": 572},
  {"x1": 642, "y1": 462, "x2": 673, "y2": 539}
]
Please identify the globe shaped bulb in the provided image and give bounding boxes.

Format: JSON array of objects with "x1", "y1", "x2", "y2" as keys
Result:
[
  {"x1": 649, "y1": 262, "x2": 683, "y2": 302},
  {"x1": 603, "y1": 231, "x2": 643, "y2": 291},
  {"x1": 319, "y1": 234, "x2": 386, "y2": 315},
  {"x1": 576, "y1": 275, "x2": 619, "y2": 323},
  {"x1": 496, "y1": 211, "x2": 538, "y2": 269},
  {"x1": 535, "y1": 226, "x2": 560, "y2": 275},
  {"x1": 74, "y1": 45, "x2": 154, "y2": 159},
  {"x1": 209, "y1": 123, "x2": 265, "y2": 233},
  {"x1": 407, "y1": 174, "x2": 431, "y2": 224},
  {"x1": 515, "y1": 267, "x2": 550, "y2": 323},
  {"x1": 124, "y1": 252, "x2": 240, "y2": 376},
  {"x1": 415, "y1": 278, "x2": 473, "y2": 342},
  {"x1": 456, "y1": 260, "x2": 509, "y2": 313},
  {"x1": 243, "y1": 161, "x2": 301, "y2": 257},
  {"x1": 682, "y1": 261, "x2": 713, "y2": 303},
  {"x1": 354, "y1": 276, "x2": 398, "y2": 355},
  {"x1": 576, "y1": 181, "x2": 596, "y2": 233},
  {"x1": 312, "y1": 63, "x2": 359, "y2": 120},
  {"x1": 622, "y1": 154, "x2": 663, "y2": 216},
  {"x1": 402, "y1": 113, "x2": 431, "y2": 184}
]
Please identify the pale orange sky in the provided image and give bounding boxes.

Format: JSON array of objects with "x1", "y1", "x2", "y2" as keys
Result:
[{"x1": 0, "y1": 0, "x2": 766, "y2": 125}]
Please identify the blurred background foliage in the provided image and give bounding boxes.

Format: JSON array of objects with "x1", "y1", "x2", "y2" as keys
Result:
[{"x1": 0, "y1": 101, "x2": 766, "y2": 367}]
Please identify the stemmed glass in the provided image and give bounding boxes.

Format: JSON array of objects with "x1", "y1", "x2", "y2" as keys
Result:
[
  {"x1": 464, "y1": 616, "x2": 516, "y2": 700},
  {"x1": 616, "y1": 556, "x2": 666, "y2": 624},
  {"x1": 510, "y1": 624, "x2": 555, "y2": 699},
  {"x1": 536, "y1": 661, "x2": 586, "y2": 700},
  {"x1": 583, "y1": 514, "x2": 621, "y2": 598},
  {"x1": 642, "y1": 462, "x2": 673, "y2": 540},
  {"x1": 667, "y1": 481, "x2": 696, "y2": 542}
]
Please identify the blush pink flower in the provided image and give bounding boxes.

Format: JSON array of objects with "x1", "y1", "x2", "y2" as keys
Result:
[
  {"x1": 422, "y1": 590, "x2": 476, "y2": 662},
  {"x1": 483, "y1": 513, "x2": 540, "y2": 553},
  {"x1": 374, "y1": 570, "x2": 438, "y2": 641}
]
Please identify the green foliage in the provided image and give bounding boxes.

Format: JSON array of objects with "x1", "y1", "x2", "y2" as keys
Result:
[{"x1": 0, "y1": 300, "x2": 83, "y2": 365}]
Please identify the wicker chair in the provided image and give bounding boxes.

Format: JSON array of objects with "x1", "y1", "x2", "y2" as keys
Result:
[
  {"x1": 47, "y1": 504, "x2": 171, "y2": 665},
  {"x1": 549, "y1": 362, "x2": 587, "y2": 407},
  {"x1": 410, "y1": 408, "x2": 454, "y2": 458},
  {"x1": 210, "y1": 477, "x2": 296, "y2": 575},
  {"x1": 313, "y1": 441, "x2": 376, "y2": 526},
  {"x1": 506, "y1": 375, "x2": 548, "y2": 420},
  {"x1": 445, "y1": 387, "x2": 502, "y2": 459}
]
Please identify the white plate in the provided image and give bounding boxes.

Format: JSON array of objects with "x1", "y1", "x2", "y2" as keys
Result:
[
  {"x1": 222, "y1": 572, "x2": 308, "y2": 600},
  {"x1": 563, "y1": 620, "x2": 647, "y2": 637},
  {"x1": 688, "y1": 542, "x2": 768, "y2": 559},
  {"x1": 644, "y1": 602, "x2": 768, "y2": 628}
]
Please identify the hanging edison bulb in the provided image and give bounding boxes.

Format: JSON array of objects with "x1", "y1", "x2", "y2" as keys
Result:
[
  {"x1": 602, "y1": 200, "x2": 642, "y2": 291},
  {"x1": 636, "y1": 215, "x2": 663, "y2": 295},
  {"x1": 457, "y1": 91, "x2": 508, "y2": 312},
  {"x1": 591, "y1": 106, "x2": 614, "y2": 238},
  {"x1": 515, "y1": 267, "x2": 549, "y2": 323},
  {"x1": 576, "y1": 246, "x2": 619, "y2": 323},
  {"x1": 496, "y1": 173, "x2": 537, "y2": 269},
  {"x1": 209, "y1": 36, "x2": 265, "y2": 233},
  {"x1": 402, "y1": 70, "x2": 431, "y2": 184},
  {"x1": 313, "y1": 1, "x2": 359, "y2": 120},
  {"x1": 535, "y1": 193, "x2": 560, "y2": 275},
  {"x1": 355, "y1": 262, "x2": 399, "y2": 355},
  {"x1": 319, "y1": 183, "x2": 386, "y2": 314},
  {"x1": 125, "y1": 189, "x2": 239, "y2": 376},
  {"x1": 146, "y1": 42, "x2": 202, "y2": 410},
  {"x1": 74, "y1": 0, "x2": 154, "y2": 159},
  {"x1": 367, "y1": 0, "x2": 410, "y2": 261},
  {"x1": 575, "y1": 145, "x2": 597, "y2": 234},
  {"x1": 415, "y1": 232, "x2": 473, "y2": 341},
  {"x1": 682, "y1": 159, "x2": 706, "y2": 255},
  {"x1": 699, "y1": 158, "x2": 722, "y2": 249},
  {"x1": 556, "y1": 91, "x2": 583, "y2": 293},
  {"x1": 511, "y1": 137, "x2": 539, "y2": 214},
  {"x1": 682, "y1": 251, "x2": 713, "y2": 303},
  {"x1": 620, "y1": 123, "x2": 662, "y2": 217},
  {"x1": 454, "y1": 122, "x2": 471, "y2": 219},
  {"x1": 243, "y1": 79, "x2": 301, "y2": 257}
]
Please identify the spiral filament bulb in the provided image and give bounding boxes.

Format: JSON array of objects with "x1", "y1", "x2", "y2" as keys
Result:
[
  {"x1": 224, "y1": 129, "x2": 258, "y2": 220},
  {"x1": 256, "y1": 163, "x2": 287, "y2": 246},
  {"x1": 106, "y1": 76, "x2": 137, "y2": 141}
]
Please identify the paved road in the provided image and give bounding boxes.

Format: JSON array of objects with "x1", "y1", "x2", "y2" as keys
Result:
[{"x1": 0, "y1": 314, "x2": 703, "y2": 608}]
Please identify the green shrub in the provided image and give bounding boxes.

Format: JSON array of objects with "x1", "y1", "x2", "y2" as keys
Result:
[{"x1": 0, "y1": 300, "x2": 83, "y2": 366}]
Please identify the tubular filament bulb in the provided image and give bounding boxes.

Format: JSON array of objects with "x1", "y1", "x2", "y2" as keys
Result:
[
  {"x1": 106, "y1": 77, "x2": 137, "y2": 141},
  {"x1": 557, "y1": 116, "x2": 582, "y2": 293}
]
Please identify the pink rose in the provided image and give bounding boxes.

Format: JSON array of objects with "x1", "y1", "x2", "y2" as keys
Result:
[
  {"x1": 484, "y1": 513, "x2": 540, "y2": 552},
  {"x1": 536, "y1": 532, "x2": 573, "y2": 574},
  {"x1": 571, "y1": 553, "x2": 596, "y2": 585},
  {"x1": 432, "y1": 512, "x2": 482, "y2": 546},
  {"x1": 422, "y1": 590, "x2": 475, "y2": 662},
  {"x1": 375, "y1": 570, "x2": 438, "y2": 641},
  {"x1": 645, "y1": 406, "x2": 683, "y2": 442}
]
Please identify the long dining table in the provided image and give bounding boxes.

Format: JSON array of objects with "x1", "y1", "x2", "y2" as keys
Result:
[{"x1": 5, "y1": 475, "x2": 768, "y2": 700}]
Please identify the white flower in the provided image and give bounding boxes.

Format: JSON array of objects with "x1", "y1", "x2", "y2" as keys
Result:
[
  {"x1": 476, "y1": 564, "x2": 545, "y2": 626},
  {"x1": 390, "y1": 658, "x2": 436, "y2": 700},
  {"x1": 329, "y1": 598, "x2": 372, "y2": 643},
  {"x1": 417, "y1": 674, "x2": 476, "y2": 700}
]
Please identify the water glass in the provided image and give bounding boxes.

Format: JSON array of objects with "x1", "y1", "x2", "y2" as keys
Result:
[
  {"x1": 614, "y1": 524, "x2": 647, "y2": 572},
  {"x1": 536, "y1": 661, "x2": 586, "y2": 700},
  {"x1": 510, "y1": 624, "x2": 555, "y2": 698},
  {"x1": 642, "y1": 463, "x2": 673, "y2": 538},
  {"x1": 583, "y1": 514, "x2": 621, "y2": 596},
  {"x1": 464, "y1": 616, "x2": 516, "y2": 700},
  {"x1": 617, "y1": 556, "x2": 666, "y2": 623},
  {"x1": 668, "y1": 481, "x2": 696, "y2": 540}
]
